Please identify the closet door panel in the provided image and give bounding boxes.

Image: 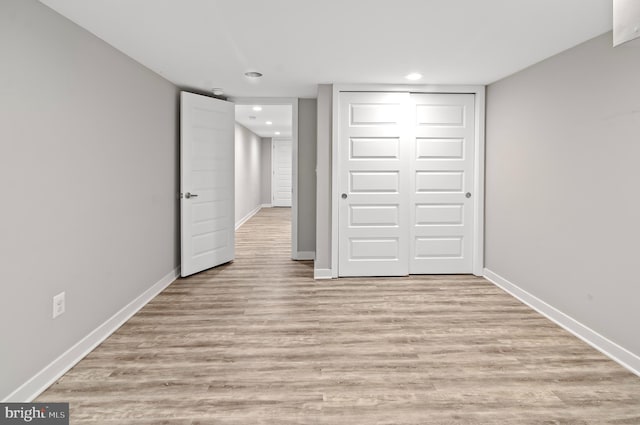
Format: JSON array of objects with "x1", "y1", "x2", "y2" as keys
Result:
[
  {"x1": 338, "y1": 92, "x2": 410, "y2": 277},
  {"x1": 409, "y1": 93, "x2": 475, "y2": 274}
]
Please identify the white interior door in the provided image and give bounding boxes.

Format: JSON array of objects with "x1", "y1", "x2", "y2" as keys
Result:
[
  {"x1": 338, "y1": 92, "x2": 410, "y2": 276},
  {"x1": 409, "y1": 93, "x2": 475, "y2": 273},
  {"x1": 180, "y1": 92, "x2": 235, "y2": 277},
  {"x1": 272, "y1": 139, "x2": 292, "y2": 207}
]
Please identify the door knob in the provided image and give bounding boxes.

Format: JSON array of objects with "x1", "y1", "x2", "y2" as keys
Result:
[
  {"x1": 341, "y1": 193, "x2": 348, "y2": 199},
  {"x1": 465, "y1": 192, "x2": 471, "y2": 198},
  {"x1": 185, "y1": 192, "x2": 199, "y2": 199}
]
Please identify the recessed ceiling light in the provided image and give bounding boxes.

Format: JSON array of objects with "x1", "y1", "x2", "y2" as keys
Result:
[
  {"x1": 266, "y1": 121, "x2": 272, "y2": 125},
  {"x1": 244, "y1": 71, "x2": 263, "y2": 78},
  {"x1": 211, "y1": 88, "x2": 224, "y2": 95},
  {"x1": 275, "y1": 131, "x2": 281, "y2": 135},
  {"x1": 405, "y1": 73, "x2": 422, "y2": 81},
  {"x1": 252, "y1": 106, "x2": 262, "y2": 111}
]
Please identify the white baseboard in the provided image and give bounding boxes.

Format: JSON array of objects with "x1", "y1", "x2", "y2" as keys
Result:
[
  {"x1": 235, "y1": 205, "x2": 261, "y2": 230},
  {"x1": 314, "y1": 268, "x2": 333, "y2": 280},
  {"x1": 295, "y1": 251, "x2": 315, "y2": 261},
  {"x1": 483, "y1": 268, "x2": 640, "y2": 378},
  {"x1": 261, "y1": 203, "x2": 272, "y2": 208},
  {"x1": 3, "y1": 267, "x2": 181, "y2": 402}
]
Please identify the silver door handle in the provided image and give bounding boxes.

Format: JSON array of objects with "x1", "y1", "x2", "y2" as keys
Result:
[
  {"x1": 465, "y1": 192, "x2": 471, "y2": 198},
  {"x1": 341, "y1": 193, "x2": 348, "y2": 199},
  {"x1": 185, "y1": 192, "x2": 199, "y2": 199}
]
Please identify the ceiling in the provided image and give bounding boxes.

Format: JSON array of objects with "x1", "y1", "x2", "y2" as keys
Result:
[
  {"x1": 235, "y1": 104, "x2": 292, "y2": 138},
  {"x1": 39, "y1": 0, "x2": 612, "y2": 98}
]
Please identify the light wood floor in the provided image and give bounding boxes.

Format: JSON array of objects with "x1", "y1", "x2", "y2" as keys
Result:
[{"x1": 38, "y1": 207, "x2": 640, "y2": 424}]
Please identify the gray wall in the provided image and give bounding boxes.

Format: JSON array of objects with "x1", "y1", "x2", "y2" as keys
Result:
[
  {"x1": 234, "y1": 123, "x2": 262, "y2": 225},
  {"x1": 315, "y1": 85, "x2": 333, "y2": 272},
  {"x1": 0, "y1": 0, "x2": 179, "y2": 400},
  {"x1": 260, "y1": 138, "x2": 272, "y2": 205},
  {"x1": 297, "y1": 99, "x2": 317, "y2": 254},
  {"x1": 486, "y1": 32, "x2": 640, "y2": 356}
]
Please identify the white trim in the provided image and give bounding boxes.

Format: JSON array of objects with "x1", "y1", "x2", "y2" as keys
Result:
[
  {"x1": 295, "y1": 251, "x2": 315, "y2": 260},
  {"x1": 314, "y1": 268, "x2": 333, "y2": 280},
  {"x1": 235, "y1": 205, "x2": 261, "y2": 230},
  {"x1": 291, "y1": 101, "x2": 299, "y2": 260},
  {"x1": 231, "y1": 97, "x2": 299, "y2": 261},
  {"x1": 330, "y1": 84, "x2": 486, "y2": 278},
  {"x1": 261, "y1": 203, "x2": 273, "y2": 208},
  {"x1": 330, "y1": 87, "x2": 340, "y2": 278},
  {"x1": 3, "y1": 267, "x2": 181, "y2": 402},
  {"x1": 483, "y1": 268, "x2": 640, "y2": 378},
  {"x1": 472, "y1": 88, "x2": 485, "y2": 276}
]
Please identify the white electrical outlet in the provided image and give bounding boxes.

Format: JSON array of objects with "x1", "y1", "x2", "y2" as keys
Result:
[{"x1": 52, "y1": 292, "x2": 65, "y2": 319}]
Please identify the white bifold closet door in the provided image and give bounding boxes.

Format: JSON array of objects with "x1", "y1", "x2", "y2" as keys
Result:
[{"x1": 338, "y1": 91, "x2": 475, "y2": 277}]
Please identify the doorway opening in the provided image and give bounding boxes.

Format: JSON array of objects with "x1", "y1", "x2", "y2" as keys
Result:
[{"x1": 232, "y1": 98, "x2": 299, "y2": 259}]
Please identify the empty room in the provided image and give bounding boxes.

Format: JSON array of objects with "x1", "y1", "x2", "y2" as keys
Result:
[{"x1": 1, "y1": 0, "x2": 639, "y2": 424}]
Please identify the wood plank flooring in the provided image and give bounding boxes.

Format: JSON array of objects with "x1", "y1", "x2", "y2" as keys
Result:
[{"x1": 38, "y1": 207, "x2": 640, "y2": 424}]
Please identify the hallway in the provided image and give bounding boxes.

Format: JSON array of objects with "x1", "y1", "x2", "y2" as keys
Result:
[{"x1": 38, "y1": 208, "x2": 640, "y2": 424}]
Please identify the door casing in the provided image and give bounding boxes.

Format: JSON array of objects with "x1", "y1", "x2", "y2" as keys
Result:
[{"x1": 331, "y1": 84, "x2": 486, "y2": 278}]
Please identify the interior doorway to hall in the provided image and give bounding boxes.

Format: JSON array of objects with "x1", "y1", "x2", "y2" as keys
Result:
[{"x1": 234, "y1": 100, "x2": 299, "y2": 258}]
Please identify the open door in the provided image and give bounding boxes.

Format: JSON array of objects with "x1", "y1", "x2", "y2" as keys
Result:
[{"x1": 180, "y1": 92, "x2": 235, "y2": 277}]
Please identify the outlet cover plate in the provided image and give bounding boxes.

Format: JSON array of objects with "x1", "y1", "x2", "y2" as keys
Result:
[{"x1": 53, "y1": 292, "x2": 65, "y2": 319}]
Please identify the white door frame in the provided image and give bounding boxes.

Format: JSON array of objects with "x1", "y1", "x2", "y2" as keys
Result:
[
  {"x1": 331, "y1": 84, "x2": 485, "y2": 278},
  {"x1": 230, "y1": 97, "x2": 300, "y2": 260}
]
